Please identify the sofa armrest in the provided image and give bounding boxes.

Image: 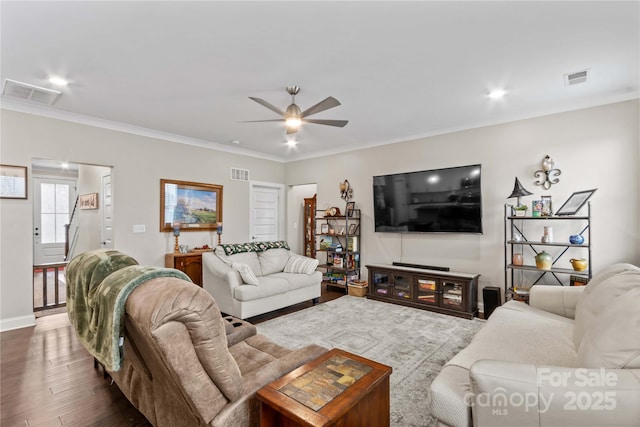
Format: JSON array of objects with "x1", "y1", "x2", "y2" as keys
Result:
[
  {"x1": 529, "y1": 285, "x2": 585, "y2": 319},
  {"x1": 470, "y1": 360, "x2": 640, "y2": 427},
  {"x1": 202, "y1": 252, "x2": 242, "y2": 314}
]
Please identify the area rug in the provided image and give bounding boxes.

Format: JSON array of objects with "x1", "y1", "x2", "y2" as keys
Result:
[{"x1": 256, "y1": 295, "x2": 485, "y2": 427}]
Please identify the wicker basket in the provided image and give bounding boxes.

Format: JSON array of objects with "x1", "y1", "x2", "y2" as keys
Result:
[{"x1": 347, "y1": 283, "x2": 368, "y2": 297}]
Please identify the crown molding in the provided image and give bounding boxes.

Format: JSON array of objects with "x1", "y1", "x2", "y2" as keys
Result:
[{"x1": 0, "y1": 98, "x2": 286, "y2": 163}]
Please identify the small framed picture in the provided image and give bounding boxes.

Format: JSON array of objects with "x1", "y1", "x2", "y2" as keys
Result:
[
  {"x1": 346, "y1": 201, "x2": 355, "y2": 217},
  {"x1": 348, "y1": 223, "x2": 359, "y2": 235},
  {"x1": 0, "y1": 164, "x2": 27, "y2": 199},
  {"x1": 541, "y1": 195, "x2": 552, "y2": 216},
  {"x1": 320, "y1": 224, "x2": 329, "y2": 234},
  {"x1": 532, "y1": 200, "x2": 543, "y2": 217},
  {"x1": 556, "y1": 189, "x2": 597, "y2": 216},
  {"x1": 79, "y1": 193, "x2": 99, "y2": 210}
]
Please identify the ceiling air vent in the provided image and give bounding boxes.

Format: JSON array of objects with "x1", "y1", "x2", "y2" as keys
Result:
[
  {"x1": 230, "y1": 168, "x2": 249, "y2": 181},
  {"x1": 564, "y1": 70, "x2": 589, "y2": 86},
  {"x1": 2, "y1": 79, "x2": 62, "y2": 105}
]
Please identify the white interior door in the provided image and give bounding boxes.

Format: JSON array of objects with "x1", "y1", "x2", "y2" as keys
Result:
[
  {"x1": 33, "y1": 177, "x2": 76, "y2": 264},
  {"x1": 249, "y1": 182, "x2": 284, "y2": 242},
  {"x1": 101, "y1": 171, "x2": 113, "y2": 248}
]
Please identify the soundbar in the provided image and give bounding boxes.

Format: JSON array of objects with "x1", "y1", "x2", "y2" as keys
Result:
[{"x1": 392, "y1": 261, "x2": 450, "y2": 272}]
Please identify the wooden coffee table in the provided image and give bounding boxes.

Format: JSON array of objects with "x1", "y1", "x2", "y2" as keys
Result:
[{"x1": 257, "y1": 348, "x2": 392, "y2": 427}]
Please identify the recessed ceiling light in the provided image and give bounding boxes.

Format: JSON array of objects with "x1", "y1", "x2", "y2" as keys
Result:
[
  {"x1": 286, "y1": 139, "x2": 298, "y2": 147},
  {"x1": 60, "y1": 162, "x2": 69, "y2": 169},
  {"x1": 487, "y1": 89, "x2": 507, "y2": 99},
  {"x1": 231, "y1": 140, "x2": 240, "y2": 145},
  {"x1": 48, "y1": 76, "x2": 68, "y2": 87}
]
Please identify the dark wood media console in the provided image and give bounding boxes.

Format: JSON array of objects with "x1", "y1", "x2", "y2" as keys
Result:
[{"x1": 366, "y1": 264, "x2": 479, "y2": 319}]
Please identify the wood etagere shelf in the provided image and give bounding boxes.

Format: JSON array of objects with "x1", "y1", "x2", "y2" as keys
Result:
[
  {"x1": 504, "y1": 202, "x2": 592, "y2": 303},
  {"x1": 315, "y1": 208, "x2": 361, "y2": 291}
]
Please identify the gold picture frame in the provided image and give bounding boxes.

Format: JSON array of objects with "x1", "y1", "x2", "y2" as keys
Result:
[{"x1": 160, "y1": 179, "x2": 223, "y2": 232}]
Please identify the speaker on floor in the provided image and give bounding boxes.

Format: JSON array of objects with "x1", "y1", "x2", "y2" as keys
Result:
[{"x1": 482, "y1": 286, "x2": 502, "y2": 319}]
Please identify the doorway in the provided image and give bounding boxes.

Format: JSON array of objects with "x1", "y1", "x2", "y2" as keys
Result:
[
  {"x1": 31, "y1": 159, "x2": 112, "y2": 314},
  {"x1": 32, "y1": 176, "x2": 77, "y2": 265},
  {"x1": 249, "y1": 181, "x2": 285, "y2": 242}
]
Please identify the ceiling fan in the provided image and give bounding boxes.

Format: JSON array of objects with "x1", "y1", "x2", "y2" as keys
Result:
[{"x1": 245, "y1": 86, "x2": 348, "y2": 135}]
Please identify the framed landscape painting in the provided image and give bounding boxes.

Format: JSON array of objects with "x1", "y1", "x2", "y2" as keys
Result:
[{"x1": 160, "y1": 179, "x2": 223, "y2": 232}]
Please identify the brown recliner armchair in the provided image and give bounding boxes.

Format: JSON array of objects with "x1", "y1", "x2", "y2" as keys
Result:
[
  {"x1": 69, "y1": 251, "x2": 327, "y2": 427},
  {"x1": 88, "y1": 272, "x2": 327, "y2": 426}
]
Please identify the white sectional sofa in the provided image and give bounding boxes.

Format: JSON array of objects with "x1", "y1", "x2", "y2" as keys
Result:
[
  {"x1": 202, "y1": 241, "x2": 322, "y2": 319},
  {"x1": 429, "y1": 263, "x2": 640, "y2": 427}
]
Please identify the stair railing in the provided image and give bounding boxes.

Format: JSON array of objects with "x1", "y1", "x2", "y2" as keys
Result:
[{"x1": 64, "y1": 195, "x2": 80, "y2": 260}]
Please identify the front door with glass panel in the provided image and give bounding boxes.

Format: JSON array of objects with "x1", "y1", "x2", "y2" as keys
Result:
[{"x1": 33, "y1": 177, "x2": 76, "y2": 264}]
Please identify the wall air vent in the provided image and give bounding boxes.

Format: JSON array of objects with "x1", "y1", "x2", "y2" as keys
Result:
[
  {"x1": 230, "y1": 168, "x2": 249, "y2": 181},
  {"x1": 2, "y1": 79, "x2": 63, "y2": 105},
  {"x1": 564, "y1": 70, "x2": 589, "y2": 86}
]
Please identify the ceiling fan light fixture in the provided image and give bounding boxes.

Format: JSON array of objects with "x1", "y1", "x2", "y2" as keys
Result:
[
  {"x1": 48, "y1": 76, "x2": 68, "y2": 86},
  {"x1": 246, "y1": 86, "x2": 348, "y2": 136},
  {"x1": 285, "y1": 117, "x2": 302, "y2": 128}
]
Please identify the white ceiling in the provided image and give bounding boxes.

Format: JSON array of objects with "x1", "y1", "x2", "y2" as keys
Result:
[{"x1": 1, "y1": 1, "x2": 638, "y2": 162}]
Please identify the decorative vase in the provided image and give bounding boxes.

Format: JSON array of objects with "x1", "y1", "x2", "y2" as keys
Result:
[
  {"x1": 512, "y1": 253, "x2": 524, "y2": 266},
  {"x1": 535, "y1": 251, "x2": 552, "y2": 270},
  {"x1": 570, "y1": 258, "x2": 588, "y2": 271},
  {"x1": 569, "y1": 234, "x2": 585, "y2": 245}
]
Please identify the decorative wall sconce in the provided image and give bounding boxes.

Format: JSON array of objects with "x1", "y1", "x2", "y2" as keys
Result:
[
  {"x1": 534, "y1": 155, "x2": 561, "y2": 190},
  {"x1": 339, "y1": 179, "x2": 353, "y2": 202}
]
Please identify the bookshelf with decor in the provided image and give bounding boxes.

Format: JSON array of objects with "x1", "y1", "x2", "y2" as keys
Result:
[
  {"x1": 504, "y1": 201, "x2": 592, "y2": 303},
  {"x1": 315, "y1": 208, "x2": 361, "y2": 292}
]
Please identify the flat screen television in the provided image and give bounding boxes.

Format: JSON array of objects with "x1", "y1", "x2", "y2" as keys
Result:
[{"x1": 373, "y1": 164, "x2": 482, "y2": 233}]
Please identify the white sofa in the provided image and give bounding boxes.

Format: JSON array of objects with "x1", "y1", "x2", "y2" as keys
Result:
[
  {"x1": 202, "y1": 241, "x2": 322, "y2": 319},
  {"x1": 429, "y1": 263, "x2": 640, "y2": 427}
]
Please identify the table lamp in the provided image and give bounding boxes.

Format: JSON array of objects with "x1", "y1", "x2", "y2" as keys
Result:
[
  {"x1": 173, "y1": 223, "x2": 181, "y2": 253},
  {"x1": 507, "y1": 177, "x2": 533, "y2": 209}
]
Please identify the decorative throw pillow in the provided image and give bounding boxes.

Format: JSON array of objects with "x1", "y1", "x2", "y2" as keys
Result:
[
  {"x1": 221, "y1": 243, "x2": 260, "y2": 256},
  {"x1": 232, "y1": 262, "x2": 259, "y2": 285},
  {"x1": 257, "y1": 248, "x2": 290, "y2": 275},
  {"x1": 284, "y1": 255, "x2": 319, "y2": 275}
]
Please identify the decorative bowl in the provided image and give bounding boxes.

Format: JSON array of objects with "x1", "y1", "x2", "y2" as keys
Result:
[{"x1": 569, "y1": 235, "x2": 585, "y2": 245}]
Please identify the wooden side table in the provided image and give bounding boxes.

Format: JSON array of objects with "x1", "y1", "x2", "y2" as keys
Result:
[
  {"x1": 257, "y1": 348, "x2": 392, "y2": 427},
  {"x1": 165, "y1": 251, "x2": 210, "y2": 287}
]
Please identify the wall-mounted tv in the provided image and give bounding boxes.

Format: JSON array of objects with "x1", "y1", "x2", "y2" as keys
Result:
[{"x1": 373, "y1": 164, "x2": 482, "y2": 233}]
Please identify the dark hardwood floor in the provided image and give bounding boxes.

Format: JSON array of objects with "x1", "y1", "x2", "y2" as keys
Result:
[{"x1": 0, "y1": 287, "x2": 344, "y2": 426}]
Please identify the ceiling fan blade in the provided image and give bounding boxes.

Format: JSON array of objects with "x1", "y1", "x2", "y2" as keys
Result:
[
  {"x1": 303, "y1": 118, "x2": 349, "y2": 127},
  {"x1": 286, "y1": 126, "x2": 298, "y2": 135},
  {"x1": 249, "y1": 97, "x2": 285, "y2": 117},
  {"x1": 301, "y1": 96, "x2": 341, "y2": 118},
  {"x1": 238, "y1": 119, "x2": 285, "y2": 123}
]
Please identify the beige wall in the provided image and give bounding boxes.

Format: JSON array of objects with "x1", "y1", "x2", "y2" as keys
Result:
[
  {"x1": 1, "y1": 100, "x2": 638, "y2": 329},
  {"x1": 0, "y1": 110, "x2": 285, "y2": 330},
  {"x1": 286, "y1": 100, "x2": 640, "y2": 296}
]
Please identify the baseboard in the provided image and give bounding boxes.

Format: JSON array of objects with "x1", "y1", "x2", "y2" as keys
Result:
[{"x1": 0, "y1": 314, "x2": 36, "y2": 332}]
